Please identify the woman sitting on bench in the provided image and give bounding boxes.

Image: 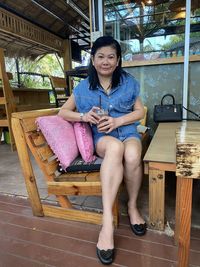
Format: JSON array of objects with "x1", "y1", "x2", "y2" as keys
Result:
[{"x1": 58, "y1": 36, "x2": 146, "y2": 265}]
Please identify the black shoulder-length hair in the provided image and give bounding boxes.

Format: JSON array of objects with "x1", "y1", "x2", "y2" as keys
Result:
[{"x1": 88, "y1": 36, "x2": 125, "y2": 90}]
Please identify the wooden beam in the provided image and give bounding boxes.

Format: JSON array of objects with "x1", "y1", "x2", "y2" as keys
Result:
[
  {"x1": 47, "y1": 181, "x2": 102, "y2": 196},
  {"x1": 43, "y1": 204, "x2": 103, "y2": 225}
]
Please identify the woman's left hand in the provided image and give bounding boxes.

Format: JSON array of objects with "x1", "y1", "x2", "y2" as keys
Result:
[{"x1": 97, "y1": 116, "x2": 119, "y2": 133}]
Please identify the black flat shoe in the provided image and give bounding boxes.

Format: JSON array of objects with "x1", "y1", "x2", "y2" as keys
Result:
[
  {"x1": 96, "y1": 247, "x2": 115, "y2": 265},
  {"x1": 130, "y1": 222, "x2": 147, "y2": 236}
]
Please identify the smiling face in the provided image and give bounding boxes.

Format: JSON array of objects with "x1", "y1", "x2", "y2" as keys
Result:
[{"x1": 91, "y1": 46, "x2": 119, "y2": 79}]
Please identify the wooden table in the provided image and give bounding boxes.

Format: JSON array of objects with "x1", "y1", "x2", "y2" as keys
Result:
[{"x1": 143, "y1": 121, "x2": 200, "y2": 231}]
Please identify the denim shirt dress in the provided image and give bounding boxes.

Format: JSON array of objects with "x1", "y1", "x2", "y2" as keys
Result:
[{"x1": 73, "y1": 72, "x2": 141, "y2": 145}]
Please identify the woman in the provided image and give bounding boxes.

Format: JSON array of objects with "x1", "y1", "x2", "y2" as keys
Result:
[{"x1": 58, "y1": 36, "x2": 146, "y2": 265}]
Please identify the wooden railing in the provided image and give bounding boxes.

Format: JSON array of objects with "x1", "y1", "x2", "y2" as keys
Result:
[{"x1": 0, "y1": 7, "x2": 63, "y2": 52}]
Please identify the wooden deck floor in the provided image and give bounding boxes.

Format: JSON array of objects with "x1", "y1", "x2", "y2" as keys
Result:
[{"x1": 0, "y1": 194, "x2": 200, "y2": 267}]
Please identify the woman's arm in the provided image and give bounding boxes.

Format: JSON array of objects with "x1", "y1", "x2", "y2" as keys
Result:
[
  {"x1": 58, "y1": 94, "x2": 100, "y2": 124},
  {"x1": 116, "y1": 97, "x2": 145, "y2": 127},
  {"x1": 58, "y1": 94, "x2": 82, "y2": 122},
  {"x1": 98, "y1": 97, "x2": 145, "y2": 133}
]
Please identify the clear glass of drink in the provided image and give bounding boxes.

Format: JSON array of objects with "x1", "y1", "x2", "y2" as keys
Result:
[{"x1": 95, "y1": 109, "x2": 108, "y2": 132}]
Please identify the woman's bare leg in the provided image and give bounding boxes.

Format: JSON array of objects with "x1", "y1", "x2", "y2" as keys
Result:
[
  {"x1": 96, "y1": 136, "x2": 124, "y2": 250},
  {"x1": 123, "y1": 138, "x2": 145, "y2": 225}
]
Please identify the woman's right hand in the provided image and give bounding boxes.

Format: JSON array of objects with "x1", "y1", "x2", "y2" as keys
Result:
[{"x1": 83, "y1": 106, "x2": 101, "y2": 124}]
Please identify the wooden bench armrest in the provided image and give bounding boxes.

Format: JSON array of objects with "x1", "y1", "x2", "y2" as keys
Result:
[{"x1": 12, "y1": 108, "x2": 60, "y2": 120}]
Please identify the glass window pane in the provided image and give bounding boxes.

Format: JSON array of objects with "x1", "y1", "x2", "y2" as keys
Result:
[
  {"x1": 188, "y1": 0, "x2": 200, "y2": 119},
  {"x1": 104, "y1": 0, "x2": 191, "y2": 62}
]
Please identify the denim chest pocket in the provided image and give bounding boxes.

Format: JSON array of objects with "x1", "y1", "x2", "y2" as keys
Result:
[{"x1": 115, "y1": 95, "x2": 134, "y2": 112}]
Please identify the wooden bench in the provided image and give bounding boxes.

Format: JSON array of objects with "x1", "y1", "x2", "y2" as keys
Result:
[{"x1": 12, "y1": 108, "x2": 149, "y2": 226}]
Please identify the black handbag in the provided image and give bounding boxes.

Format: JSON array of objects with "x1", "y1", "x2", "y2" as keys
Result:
[{"x1": 153, "y1": 94, "x2": 182, "y2": 122}]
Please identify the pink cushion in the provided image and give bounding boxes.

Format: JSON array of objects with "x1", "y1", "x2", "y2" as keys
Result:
[
  {"x1": 36, "y1": 115, "x2": 79, "y2": 169},
  {"x1": 73, "y1": 122, "x2": 96, "y2": 163}
]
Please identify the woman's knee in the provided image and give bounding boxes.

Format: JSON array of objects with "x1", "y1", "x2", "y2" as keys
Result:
[
  {"x1": 124, "y1": 142, "x2": 142, "y2": 167},
  {"x1": 106, "y1": 139, "x2": 124, "y2": 159}
]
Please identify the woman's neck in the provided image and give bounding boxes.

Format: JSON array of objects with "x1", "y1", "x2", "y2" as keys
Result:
[{"x1": 98, "y1": 76, "x2": 112, "y2": 92}]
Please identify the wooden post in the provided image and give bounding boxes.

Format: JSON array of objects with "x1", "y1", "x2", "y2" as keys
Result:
[
  {"x1": 176, "y1": 126, "x2": 200, "y2": 267},
  {"x1": 11, "y1": 117, "x2": 44, "y2": 216},
  {"x1": 62, "y1": 39, "x2": 72, "y2": 95},
  {"x1": 176, "y1": 177, "x2": 193, "y2": 267},
  {"x1": 0, "y1": 48, "x2": 16, "y2": 150}
]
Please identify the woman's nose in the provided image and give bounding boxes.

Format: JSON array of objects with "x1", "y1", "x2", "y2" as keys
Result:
[{"x1": 102, "y1": 58, "x2": 109, "y2": 64}]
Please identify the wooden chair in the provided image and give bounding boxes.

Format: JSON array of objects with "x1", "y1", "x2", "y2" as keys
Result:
[
  {"x1": 11, "y1": 107, "x2": 148, "y2": 226},
  {"x1": 49, "y1": 76, "x2": 69, "y2": 107}
]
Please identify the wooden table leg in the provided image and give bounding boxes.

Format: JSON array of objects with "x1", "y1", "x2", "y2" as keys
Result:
[
  {"x1": 175, "y1": 177, "x2": 193, "y2": 267},
  {"x1": 175, "y1": 176, "x2": 181, "y2": 245},
  {"x1": 149, "y1": 169, "x2": 165, "y2": 230},
  {"x1": 12, "y1": 117, "x2": 44, "y2": 217}
]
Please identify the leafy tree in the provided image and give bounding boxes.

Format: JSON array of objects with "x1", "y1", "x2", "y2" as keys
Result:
[{"x1": 6, "y1": 53, "x2": 64, "y2": 89}]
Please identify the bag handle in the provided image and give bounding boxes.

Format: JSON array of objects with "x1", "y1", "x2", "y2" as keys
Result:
[{"x1": 161, "y1": 94, "x2": 175, "y2": 105}]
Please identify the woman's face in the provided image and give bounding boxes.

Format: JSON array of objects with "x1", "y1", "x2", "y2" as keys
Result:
[{"x1": 92, "y1": 46, "x2": 119, "y2": 78}]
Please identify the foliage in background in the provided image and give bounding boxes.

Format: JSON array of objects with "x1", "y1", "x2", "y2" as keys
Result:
[{"x1": 6, "y1": 53, "x2": 64, "y2": 89}]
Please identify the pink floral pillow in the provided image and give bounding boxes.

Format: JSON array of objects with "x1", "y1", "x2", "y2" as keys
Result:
[
  {"x1": 36, "y1": 115, "x2": 79, "y2": 169},
  {"x1": 73, "y1": 122, "x2": 96, "y2": 163}
]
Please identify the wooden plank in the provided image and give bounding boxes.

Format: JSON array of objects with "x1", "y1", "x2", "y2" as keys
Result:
[
  {"x1": 149, "y1": 162, "x2": 176, "y2": 172},
  {"x1": 2, "y1": 194, "x2": 200, "y2": 266},
  {"x1": 177, "y1": 177, "x2": 193, "y2": 267},
  {"x1": 47, "y1": 181, "x2": 102, "y2": 195},
  {"x1": 56, "y1": 195, "x2": 72, "y2": 209},
  {"x1": 50, "y1": 76, "x2": 67, "y2": 88},
  {"x1": 22, "y1": 117, "x2": 40, "y2": 132},
  {"x1": 86, "y1": 172, "x2": 100, "y2": 181},
  {"x1": 24, "y1": 131, "x2": 56, "y2": 181},
  {"x1": 45, "y1": 159, "x2": 58, "y2": 175},
  {"x1": 122, "y1": 54, "x2": 200, "y2": 68},
  {"x1": 0, "y1": 96, "x2": 6, "y2": 104},
  {"x1": 12, "y1": 108, "x2": 59, "y2": 120},
  {"x1": 28, "y1": 131, "x2": 47, "y2": 147},
  {"x1": 42, "y1": 204, "x2": 102, "y2": 225},
  {"x1": 0, "y1": 119, "x2": 8, "y2": 126},
  {"x1": 55, "y1": 173, "x2": 87, "y2": 182},
  {"x1": 149, "y1": 169, "x2": 165, "y2": 230},
  {"x1": 37, "y1": 145, "x2": 55, "y2": 161},
  {"x1": 11, "y1": 117, "x2": 44, "y2": 217}
]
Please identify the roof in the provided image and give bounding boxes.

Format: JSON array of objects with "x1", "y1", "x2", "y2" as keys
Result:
[{"x1": 0, "y1": 0, "x2": 90, "y2": 58}]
